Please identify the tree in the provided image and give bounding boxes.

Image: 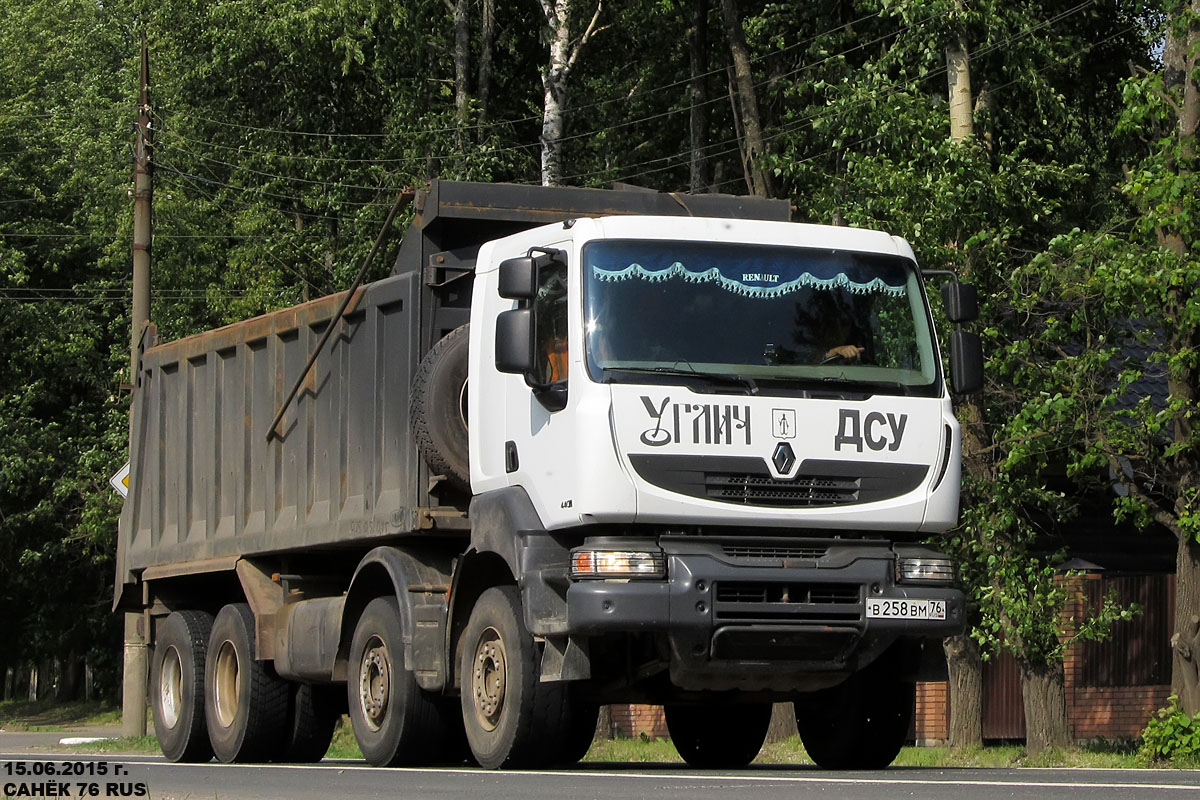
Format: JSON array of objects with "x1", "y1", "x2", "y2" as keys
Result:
[
  {"x1": 717, "y1": 0, "x2": 772, "y2": 196},
  {"x1": 1020, "y1": 0, "x2": 1200, "y2": 715},
  {"x1": 537, "y1": 0, "x2": 605, "y2": 185},
  {"x1": 764, "y1": 0, "x2": 1145, "y2": 753}
]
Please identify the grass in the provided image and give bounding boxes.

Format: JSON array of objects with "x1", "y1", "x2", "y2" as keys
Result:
[
  {"x1": 8, "y1": 701, "x2": 1189, "y2": 769},
  {"x1": 325, "y1": 716, "x2": 363, "y2": 760},
  {"x1": 0, "y1": 699, "x2": 121, "y2": 732},
  {"x1": 585, "y1": 734, "x2": 1156, "y2": 769}
]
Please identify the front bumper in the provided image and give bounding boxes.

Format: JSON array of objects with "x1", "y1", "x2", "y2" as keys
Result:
[{"x1": 565, "y1": 537, "x2": 964, "y2": 691}]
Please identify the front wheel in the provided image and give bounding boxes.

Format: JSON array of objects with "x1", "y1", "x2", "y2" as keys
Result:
[
  {"x1": 794, "y1": 661, "x2": 914, "y2": 770},
  {"x1": 665, "y1": 703, "x2": 771, "y2": 768}
]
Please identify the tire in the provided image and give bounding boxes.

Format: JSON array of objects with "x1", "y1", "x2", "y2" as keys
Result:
[
  {"x1": 794, "y1": 663, "x2": 914, "y2": 770},
  {"x1": 554, "y1": 695, "x2": 600, "y2": 765},
  {"x1": 410, "y1": 325, "x2": 470, "y2": 490},
  {"x1": 347, "y1": 596, "x2": 451, "y2": 766},
  {"x1": 151, "y1": 610, "x2": 214, "y2": 763},
  {"x1": 665, "y1": 703, "x2": 771, "y2": 768},
  {"x1": 204, "y1": 603, "x2": 289, "y2": 763},
  {"x1": 460, "y1": 586, "x2": 568, "y2": 769},
  {"x1": 280, "y1": 683, "x2": 341, "y2": 762}
]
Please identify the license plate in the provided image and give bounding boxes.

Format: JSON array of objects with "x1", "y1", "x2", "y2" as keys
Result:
[{"x1": 866, "y1": 598, "x2": 946, "y2": 620}]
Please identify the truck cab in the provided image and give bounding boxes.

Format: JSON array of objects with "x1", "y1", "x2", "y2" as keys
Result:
[{"x1": 463, "y1": 214, "x2": 976, "y2": 766}]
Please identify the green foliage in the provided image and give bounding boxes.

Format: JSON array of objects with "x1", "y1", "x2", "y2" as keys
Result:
[
  {"x1": 0, "y1": 0, "x2": 1181, "y2": 713},
  {"x1": 1139, "y1": 697, "x2": 1200, "y2": 764}
]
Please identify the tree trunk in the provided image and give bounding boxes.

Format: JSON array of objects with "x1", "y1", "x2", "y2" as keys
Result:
[
  {"x1": 944, "y1": 634, "x2": 983, "y2": 748},
  {"x1": 539, "y1": 0, "x2": 572, "y2": 186},
  {"x1": 1019, "y1": 658, "x2": 1070, "y2": 754},
  {"x1": 3, "y1": 666, "x2": 13, "y2": 701},
  {"x1": 765, "y1": 701, "x2": 797, "y2": 743},
  {"x1": 687, "y1": 0, "x2": 710, "y2": 193},
  {"x1": 944, "y1": 0, "x2": 973, "y2": 142},
  {"x1": 60, "y1": 651, "x2": 82, "y2": 701},
  {"x1": 594, "y1": 704, "x2": 614, "y2": 740},
  {"x1": 84, "y1": 660, "x2": 94, "y2": 702},
  {"x1": 716, "y1": 0, "x2": 771, "y2": 197},
  {"x1": 28, "y1": 663, "x2": 38, "y2": 701},
  {"x1": 945, "y1": 41, "x2": 973, "y2": 140},
  {"x1": 1171, "y1": 535, "x2": 1200, "y2": 713},
  {"x1": 477, "y1": 0, "x2": 496, "y2": 126},
  {"x1": 452, "y1": 0, "x2": 471, "y2": 151},
  {"x1": 1165, "y1": 0, "x2": 1200, "y2": 715}
]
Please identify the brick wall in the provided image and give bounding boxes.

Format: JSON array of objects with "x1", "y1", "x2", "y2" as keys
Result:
[
  {"x1": 1066, "y1": 685, "x2": 1169, "y2": 739},
  {"x1": 913, "y1": 681, "x2": 949, "y2": 744},
  {"x1": 610, "y1": 704, "x2": 668, "y2": 739}
]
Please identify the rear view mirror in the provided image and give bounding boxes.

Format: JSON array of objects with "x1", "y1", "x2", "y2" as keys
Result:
[
  {"x1": 942, "y1": 282, "x2": 979, "y2": 324},
  {"x1": 949, "y1": 330, "x2": 984, "y2": 394},
  {"x1": 496, "y1": 309, "x2": 535, "y2": 374},
  {"x1": 498, "y1": 257, "x2": 538, "y2": 300}
]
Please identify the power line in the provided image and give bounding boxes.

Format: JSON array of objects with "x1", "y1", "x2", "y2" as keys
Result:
[
  {"x1": 154, "y1": 11, "x2": 929, "y2": 174},
  {"x1": 156, "y1": 9, "x2": 887, "y2": 143},
  {"x1": 586, "y1": 0, "x2": 1101, "y2": 188}
]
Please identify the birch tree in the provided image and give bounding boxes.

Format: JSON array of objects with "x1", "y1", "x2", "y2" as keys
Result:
[{"x1": 537, "y1": 0, "x2": 604, "y2": 186}]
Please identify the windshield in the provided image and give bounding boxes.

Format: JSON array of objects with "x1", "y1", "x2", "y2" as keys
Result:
[{"x1": 583, "y1": 239, "x2": 939, "y2": 395}]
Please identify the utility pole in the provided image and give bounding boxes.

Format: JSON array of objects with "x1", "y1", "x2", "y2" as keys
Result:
[{"x1": 122, "y1": 32, "x2": 152, "y2": 740}]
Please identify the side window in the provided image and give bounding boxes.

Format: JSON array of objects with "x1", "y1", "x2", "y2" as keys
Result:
[{"x1": 533, "y1": 255, "x2": 569, "y2": 384}]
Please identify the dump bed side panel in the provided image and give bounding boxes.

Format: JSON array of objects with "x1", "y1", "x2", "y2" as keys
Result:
[{"x1": 116, "y1": 273, "x2": 422, "y2": 589}]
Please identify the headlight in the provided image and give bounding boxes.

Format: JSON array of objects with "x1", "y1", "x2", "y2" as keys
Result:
[
  {"x1": 571, "y1": 548, "x2": 666, "y2": 579},
  {"x1": 896, "y1": 555, "x2": 955, "y2": 584}
]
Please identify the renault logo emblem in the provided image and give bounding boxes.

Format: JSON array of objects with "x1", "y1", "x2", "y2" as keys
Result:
[{"x1": 772, "y1": 442, "x2": 796, "y2": 475}]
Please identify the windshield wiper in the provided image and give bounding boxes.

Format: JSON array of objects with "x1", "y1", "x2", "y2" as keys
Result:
[
  {"x1": 604, "y1": 365, "x2": 759, "y2": 395},
  {"x1": 817, "y1": 376, "x2": 912, "y2": 396}
]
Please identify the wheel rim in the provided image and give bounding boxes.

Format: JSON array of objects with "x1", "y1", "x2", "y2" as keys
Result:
[
  {"x1": 159, "y1": 645, "x2": 183, "y2": 729},
  {"x1": 358, "y1": 635, "x2": 391, "y2": 733},
  {"x1": 213, "y1": 639, "x2": 240, "y2": 729},
  {"x1": 471, "y1": 625, "x2": 507, "y2": 732}
]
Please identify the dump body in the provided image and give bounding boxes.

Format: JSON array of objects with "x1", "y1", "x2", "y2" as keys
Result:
[{"x1": 115, "y1": 272, "x2": 426, "y2": 594}]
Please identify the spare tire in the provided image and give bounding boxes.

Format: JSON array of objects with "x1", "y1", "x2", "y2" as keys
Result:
[{"x1": 411, "y1": 324, "x2": 470, "y2": 490}]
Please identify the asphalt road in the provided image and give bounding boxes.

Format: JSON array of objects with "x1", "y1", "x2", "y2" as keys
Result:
[{"x1": 3, "y1": 752, "x2": 1200, "y2": 800}]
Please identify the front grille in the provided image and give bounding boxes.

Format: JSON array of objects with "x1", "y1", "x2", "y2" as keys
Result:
[
  {"x1": 628, "y1": 454, "x2": 928, "y2": 509},
  {"x1": 705, "y1": 473, "x2": 859, "y2": 506},
  {"x1": 722, "y1": 544, "x2": 829, "y2": 560},
  {"x1": 716, "y1": 581, "x2": 859, "y2": 605},
  {"x1": 714, "y1": 581, "x2": 861, "y2": 622}
]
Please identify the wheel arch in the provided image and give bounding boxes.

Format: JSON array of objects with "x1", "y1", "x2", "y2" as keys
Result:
[
  {"x1": 450, "y1": 488, "x2": 577, "y2": 689},
  {"x1": 335, "y1": 545, "x2": 456, "y2": 682}
]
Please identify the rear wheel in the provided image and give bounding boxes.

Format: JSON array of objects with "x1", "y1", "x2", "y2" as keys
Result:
[
  {"x1": 795, "y1": 660, "x2": 914, "y2": 770},
  {"x1": 280, "y1": 683, "x2": 341, "y2": 762},
  {"x1": 460, "y1": 586, "x2": 567, "y2": 769},
  {"x1": 555, "y1": 695, "x2": 600, "y2": 765},
  {"x1": 347, "y1": 596, "x2": 452, "y2": 766},
  {"x1": 151, "y1": 610, "x2": 214, "y2": 763},
  {"x1": 665, "y1": 703, "x2": 771, "y2": 768},
  {"x1": 204, "y1": 603, "x2": 289, "y2": 763}
]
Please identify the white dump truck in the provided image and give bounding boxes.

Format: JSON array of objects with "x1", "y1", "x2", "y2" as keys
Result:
[{"x1": 116, "y1": 180, "x2": 981, "y2": 770}]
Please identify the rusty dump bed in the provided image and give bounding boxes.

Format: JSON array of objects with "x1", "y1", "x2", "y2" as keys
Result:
[
  {"x1": 114, "y1": 180, "x2": 792, "y2": 603},
  {"x1": 115, "y1": 271, "x2": 429, "y2": 592}
]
